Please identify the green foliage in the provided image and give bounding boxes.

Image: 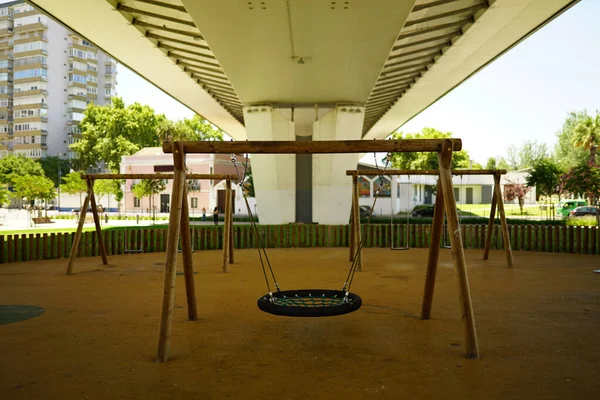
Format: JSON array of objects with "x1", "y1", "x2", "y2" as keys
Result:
[
  {"x1": 12, "y1": 175, "x2": 55, "y2": 215},
  {"x1": 72, "y1": 97, "x2": 224, "y2": 171},
  {"x1": 526, "y1": 158, "x2": 563, "y2": 199},
  {"x1": 0, "y1": 187, "x2": 9, "y2": 206},
  {"x1": 497, "y1": 158, "x2": 509, "y2": 170},
  {"x1": 38, "y1": 156, "x2": 71, "y2": 187},
  {"x1": 506, "y1": 140, "x2": 548, "y2": 170},
  {"x1": 485, "y1": 157, "x2": 497, "y2": 170},
  {"x1": 132, "y1": 179, "x2": 166, "y2": 216},
  {"x1": 132, "y1": 179, "x2": 165, "y2": 199},
  {"x1": 158, "y1": 114, "x2": 224, "y2": 142},
  {"x1": 71, "y1": 97, "x2": 166, "y2": 171},
  {"x1": 94, "y1": 179, "x2": 122, "y2": 205},
  {"x1": 560, "y1": 164, "x2": 600, "y2": 205},
  {"x1": 566, "y1": 216, "x2": 598, "y2": 227},
  {"x1": 554, "y1": 111, "x2": 592, "y2": 170},
  {"x1": 60, "y1": 171, "x2": 87, "y2": 196},
  {"x1": 0, "y1": 155, "x2": 44, "y2": 185},
  {"x1": 388, "y1": 128, "x2": 472, "y2": 169},
  {"x1": 573, "y1": 110, "x2": 600, "y2": 166}
]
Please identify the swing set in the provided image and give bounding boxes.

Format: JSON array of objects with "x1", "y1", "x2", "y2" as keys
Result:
[
  {"x1": 65, "y1": 173, "x2": 237, "y2": 275},
  {"x1": 346, "y1": 169, "x2": 513, "y2": 269},
  {"x1": 157, "y1": 138, "x2": 480, "y2": 363}
]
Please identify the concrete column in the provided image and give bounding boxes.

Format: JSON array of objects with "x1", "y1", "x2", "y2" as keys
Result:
[
  {"x1": 243, "y1": 106, "x2": 295, "y2": 224},
  {"x1": 312, "y1": 105, "x2": 364, "y2": 225}
]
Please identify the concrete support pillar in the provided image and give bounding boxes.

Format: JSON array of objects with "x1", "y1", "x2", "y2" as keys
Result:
[
  {"x1": 243, "y1": 106, "x2": 295, "y2": 224},
  {"x1": 312, "y1": 105, "x2": 364, "y2": 225}
]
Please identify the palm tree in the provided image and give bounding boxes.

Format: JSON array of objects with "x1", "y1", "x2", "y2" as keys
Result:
[{"x1": 573, "y1": 111, "x2": 600, "y2": 166}]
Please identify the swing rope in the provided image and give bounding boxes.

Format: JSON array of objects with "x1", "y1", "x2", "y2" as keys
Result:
[
  {"x1": 231, "y1": 153, "x2": 280, "y2": 296},
  {"x1": 342, "y1": 151, "x2": 391, "y2": 294}
]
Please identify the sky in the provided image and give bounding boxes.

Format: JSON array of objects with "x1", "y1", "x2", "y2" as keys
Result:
[{"x1": 115, "y1": 0, "x2": 600, "y2": 165}]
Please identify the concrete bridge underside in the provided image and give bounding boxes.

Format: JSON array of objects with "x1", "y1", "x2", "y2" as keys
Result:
[{"x1": 30, "y1": 0, "x2": 577, "y2": 223}]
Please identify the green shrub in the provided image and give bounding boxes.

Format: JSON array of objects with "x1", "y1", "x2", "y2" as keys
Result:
[{"x1": 566, "y1": 216, "x2": 598, "y2": 227}]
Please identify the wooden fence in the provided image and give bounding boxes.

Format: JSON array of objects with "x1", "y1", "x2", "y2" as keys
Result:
[{"x1": 0, "y1": 224, "x2": 598, "y2": 264}]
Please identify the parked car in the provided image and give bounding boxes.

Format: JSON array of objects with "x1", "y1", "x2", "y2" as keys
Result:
[
  {"x1": 71, "y1": 207, "x2": 92, "y2": 214},
  {"x1": 557, "y1": 199, "x2": 587, "y2": 217},
  {"x1": 569, "y1": 206, "x2": 598, "y2": 217},
  {"x1": 412, "y1": 205, "x2": 435, "y2": 218}
]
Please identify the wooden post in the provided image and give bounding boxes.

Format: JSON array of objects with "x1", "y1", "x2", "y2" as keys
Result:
[
  {"x1": 180, "y1": 183, "x2": 197, "y2": 321},
  {"x1": 349, "y1": 174, "x2": 357, "y2": 261},
  {"x1": 483, "y1": 188, "x2": 497, "y2": 260},
  {"x1": 227, "y1": 180, "x2": 234, "y2": 264},
  {"x1": 353, "y1": 174, "x2": 363, "y2": 271},
  {"x1": 494, "y1": 174, "x2": 514, "y2": 268},
  {"x1": 157, "y1": 142, "x2": 187, "y2": 363},
  {"x1": 65, "y1": 191, "x2": 91, "y2": 275},
  {"x1": 437, "y1": 139, "x2": 480, "y2": 359},
  {"x1": 222, "y1": 178, "x2": 232, "y2": 272},
  {"x1": 87, "y1": 178, "x2": 108, "y2": 265},
  {"x1": 421, "y1": 180, "x2": 445, "y2": 319}
]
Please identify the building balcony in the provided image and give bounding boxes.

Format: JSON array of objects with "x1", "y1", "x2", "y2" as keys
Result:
[
  {"x1": 13, "y1": 89, "x2": 47, "y2": 97},
  {"x1": 14, "y1": 22, "x2": 48, "y2": 33}
]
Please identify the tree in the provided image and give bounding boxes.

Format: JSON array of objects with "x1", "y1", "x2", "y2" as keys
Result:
[
  {"x1": 12, "y1": 175, "x2": 56, "y2": 217},
  {"x1": 388, "y1": 128, "x2": 472, "y2": 169},
  {"x1": 486, "y1": 157, "x2": 497, "y2": 170},
  {"x1": 526, "y1": 158, "x2": 563, "y2": 200},
  {"x1": 573, "y1": 110, "x2": 600, "y2": 166},
  {"x1": 132, "y1": 179, "x2": 166, "y2": 218},
  {"x1": 560, "y1": 164, "x2": 600, "y2": 206},
  {"x1": 497, "y1": 158, "x2": 510, "y2": 170},
  {"x1": 503, "y1": 181, "x2": 530, "y2": 215},
  {"x1": 94, "y1": 179, "x2": 122, "y2": 208},
  {"x1": 505, "y1": 140, "x2": 548, "y2": 170},
  {"x1": 71, "y1": 97, "x2": 166, "y2": 171},
  {"x1": 157, "y1": 115, "x2": 224, "y2": 142},
  {"x1": 554, "y1": 111, "x2": 591, "y2": 170},
  {"x1": 60, "y1": 171, "x2": 88, "y2": 207},
  {"x1": 38, "y1": 156, "x2": 71, "y2": 187},
  {"x1": 0, "y1": 187, "x2": 9, "y2": 207},
  {"x1": 0, "y1": 155, "x2": 44, "y2": 186}
]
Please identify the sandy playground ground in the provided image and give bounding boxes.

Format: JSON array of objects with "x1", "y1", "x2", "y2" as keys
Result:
[{"x1": 1, "y1": 248, "x2": 599, "y2": 399}]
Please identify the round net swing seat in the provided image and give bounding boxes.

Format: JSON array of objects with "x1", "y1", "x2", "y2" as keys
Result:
[{"x1": 257, "y1": 289, "x2": 362, "y2": 317}]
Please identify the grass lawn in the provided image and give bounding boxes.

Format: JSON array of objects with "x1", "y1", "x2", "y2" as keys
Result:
[
  {"x1": 0, "y1": 224, "x2": 170, "y2": 236},
  {"x1": 456, "y1": 203, "x2": 553, "y2": 218}
]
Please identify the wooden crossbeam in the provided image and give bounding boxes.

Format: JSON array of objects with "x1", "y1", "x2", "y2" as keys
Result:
[
  {"x1": 346, "y1": 169, "x2": 507, "y2": 176},
  {"x1": 162, "y1": 139, "x2": 462, "y2": 154},
  {"x1": 83, "y1": 173, "x2": 237, "y2": 180}
]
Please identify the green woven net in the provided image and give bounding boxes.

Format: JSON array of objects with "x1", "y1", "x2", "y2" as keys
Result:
[{"x1": 271, "y1": 293, "x2": 348, "y2": 308}]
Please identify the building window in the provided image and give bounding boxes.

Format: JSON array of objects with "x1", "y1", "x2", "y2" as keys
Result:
[
  {"x1": 0, "y1": 73, "x2": 9, "y2": 81},
  {"x1": 14, "y1": 68, "x2": 47, "y2": 80},
  {"x1": 133, "y1": 197, "x2": 141, "y2": 208},
  {"x1": 87, "y1": 86, "x2": 97, "y2": 94},
  {"x1": 14, "y1": 41, "x2": 47, "y2": 53},
  {"x1": 68, "y1": 73, "x2": 86, "y2": 84},
  {"x1": 14, "y1": 56, "x2": 47, "y2": 67},
  {"x1": 454, "y1": 188, "x2": 460, "y2": 202},
  {"x1": 191, "y1": 198, "x2": 198, "y2": 209}
]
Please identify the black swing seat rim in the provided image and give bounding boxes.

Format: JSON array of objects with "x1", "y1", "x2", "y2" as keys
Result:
[{"x1": 257, "y1": 289, "x2": 362, "y2": 317}]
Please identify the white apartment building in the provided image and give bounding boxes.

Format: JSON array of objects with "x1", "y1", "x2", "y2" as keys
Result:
[{"x1": 0, "y1": 0, "x2": 116, "y2": 161}]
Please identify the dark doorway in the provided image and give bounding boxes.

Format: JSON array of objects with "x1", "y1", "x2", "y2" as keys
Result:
[
  {"x1": 160, "y1": 194, "x2": 169, "y2": 213},
  {"x1": 466, "y1": 188, "x2": 474, "y2": 204},
  {"x1": 424, "y1": 185, "x2": 434, "y2": 204}
]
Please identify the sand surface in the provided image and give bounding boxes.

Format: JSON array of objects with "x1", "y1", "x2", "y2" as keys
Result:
[{"x1": 1, "y1": 248, "x2": 599, "y2": 399}]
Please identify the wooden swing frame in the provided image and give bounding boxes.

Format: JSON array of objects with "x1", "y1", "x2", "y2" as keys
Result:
[
  {"x1": 65, "y1": 173, "x2": 237, "y2": 276},
  {"x1": 157, "y1": 138, "x2": 480, "y2": 363},
  {"x1": 346, "y1": 169, "x2": 514, "y2": 271}
]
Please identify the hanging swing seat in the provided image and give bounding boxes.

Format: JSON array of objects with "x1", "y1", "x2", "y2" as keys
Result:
[{"x1": 257, "y1": 289, "x2": 362, "y2": 317}]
